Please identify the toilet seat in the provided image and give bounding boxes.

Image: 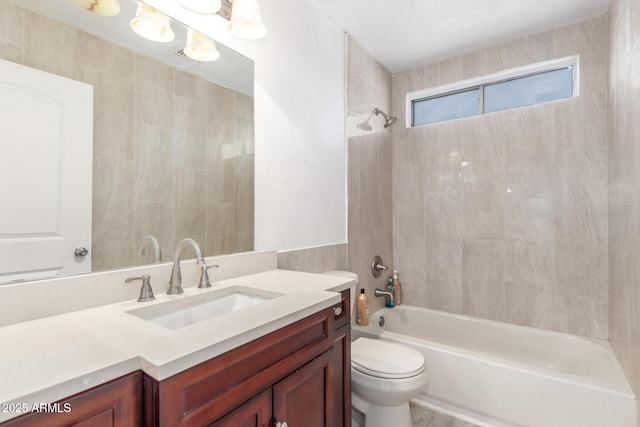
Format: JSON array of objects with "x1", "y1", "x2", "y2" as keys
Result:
[{"x1": 351, "y1": 337, "x2": 425, "y2": 379}]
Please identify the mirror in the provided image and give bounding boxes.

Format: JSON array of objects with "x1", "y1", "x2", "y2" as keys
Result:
[{"x1": 0, "y1": 0, "x2": 254, "y2": 284}]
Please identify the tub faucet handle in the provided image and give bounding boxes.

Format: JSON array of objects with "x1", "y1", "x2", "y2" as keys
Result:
[{"x1": 371, "y1": 255, "x2": 388, "y2": 278}]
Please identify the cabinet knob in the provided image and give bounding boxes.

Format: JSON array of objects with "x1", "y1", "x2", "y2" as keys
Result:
[
  {"x1": 333, "y1": 306, "x2": 343, "y2": 317},
  {"x1": 275, "y1": 423, "x2": 288, "y2": 427}
]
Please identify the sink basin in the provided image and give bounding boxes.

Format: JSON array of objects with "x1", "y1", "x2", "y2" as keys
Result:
[{"x1": 127, "y1": 286, "x2": 280, "y2": 329}]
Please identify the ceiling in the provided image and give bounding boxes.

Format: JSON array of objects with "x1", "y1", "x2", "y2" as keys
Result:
[{"x1": 311, "y1": 0, "x2": 610, "y2": 73}]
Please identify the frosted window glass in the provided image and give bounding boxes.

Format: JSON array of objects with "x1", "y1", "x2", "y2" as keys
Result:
[
  {"x1": 484, "y1": 67, "x2": 573, "y2": 113},
  {"x1": 412, "y1": 88, "x2": 479, "y2": 126}
]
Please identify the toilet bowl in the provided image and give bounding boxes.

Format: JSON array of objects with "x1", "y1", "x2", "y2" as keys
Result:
[{"x1": 351, "y1": 337, "x2": 428, "y2": 427}]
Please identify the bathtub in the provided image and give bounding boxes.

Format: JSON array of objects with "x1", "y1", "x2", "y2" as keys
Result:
[{"x1": 352, "y1": 306, "x2": 636, "y2": 427}]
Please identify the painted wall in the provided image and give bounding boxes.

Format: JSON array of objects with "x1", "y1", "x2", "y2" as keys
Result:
[
  {"x1": 148, "y1": 0, "x2": 347, "y2": 252},
  {"x1": 391, "y1": 17, "x2": 609, "y2": 339},
  {"x1": 608, "y1": 0, "x2": 640, "y2": 422}
]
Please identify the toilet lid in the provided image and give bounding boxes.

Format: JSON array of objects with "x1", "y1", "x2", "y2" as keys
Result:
[{"x1": 351, "y1": 337, "x2": 425, "y2": 379}]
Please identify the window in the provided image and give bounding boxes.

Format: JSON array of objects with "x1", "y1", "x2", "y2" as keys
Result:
[{"x1": 408, "y1": 56, "x2": 578, "y2": 127}]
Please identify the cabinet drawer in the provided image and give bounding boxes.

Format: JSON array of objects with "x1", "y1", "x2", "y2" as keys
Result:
[
  {"x1": 155, "y1": 307, "x2": 335, "y2": 426},
  {"x1": 333, "y1": 289, "x2": 350, "y2": 330}
]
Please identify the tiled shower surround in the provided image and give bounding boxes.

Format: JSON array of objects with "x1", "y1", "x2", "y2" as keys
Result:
[
  {"x1": 0, "y1": 1, "x2": 254, "y2": 271},
  {"x1": 391, "y1": 17, "x2": 609, "y2": 339},
  {"x1": 346, "y1": 36, "x2": 394, "y2": 314},
  {"x1": 608, "y1": 0, "x2": 640, "y2": 423}
]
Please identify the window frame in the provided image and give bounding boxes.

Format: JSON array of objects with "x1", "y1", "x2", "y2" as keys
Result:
[{"x1": 406, "y1": 55, "x2": 580, "y2": 128}]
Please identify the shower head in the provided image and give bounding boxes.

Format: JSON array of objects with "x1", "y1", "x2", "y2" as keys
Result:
[{"x1": 374, "y1": 107, "x2": 398, "y2": 128}]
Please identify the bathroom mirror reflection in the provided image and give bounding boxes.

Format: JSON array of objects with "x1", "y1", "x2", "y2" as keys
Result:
[{"x1": 0, "y1": 0, "x2": 254, "y2": 284}]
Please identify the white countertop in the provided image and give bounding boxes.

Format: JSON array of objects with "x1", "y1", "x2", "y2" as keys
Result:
[{"x1": 0, "y1": 269, "x2": 354, "y2": 422}]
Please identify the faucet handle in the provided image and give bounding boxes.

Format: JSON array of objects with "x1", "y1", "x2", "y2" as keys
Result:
[
  {"x1": 125, "y1": 274, "x2": 155, "y2": 302},
  {"x1": 198, "y1": 264, "x2": 219, "y2": 289}
]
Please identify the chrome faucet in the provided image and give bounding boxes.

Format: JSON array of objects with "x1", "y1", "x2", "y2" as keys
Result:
[
  {"x1": 168, "y1": 238, "x2": 205, "y2": 295},
  {"x1": 138, "y1": 235, "x2": 161, "y2": 263},
  {"x1": 374, "y1": 288, "x2": 394, "y2": 303}
]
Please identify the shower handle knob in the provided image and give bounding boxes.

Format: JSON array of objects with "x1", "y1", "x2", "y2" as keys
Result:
[{"x1": 74, "y1": 247, "x2": 88, "y2": 257}]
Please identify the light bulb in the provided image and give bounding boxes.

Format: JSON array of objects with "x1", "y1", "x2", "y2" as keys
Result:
[
  {"x1": 228, "y1": 0, "x2": 266, "y2": 40},
  {"x1": 130, "y1": 2, "x2": 175, "y2": 43},
  {"x1": 184, "y1": 28, "x2": 221, "y2": 62}
]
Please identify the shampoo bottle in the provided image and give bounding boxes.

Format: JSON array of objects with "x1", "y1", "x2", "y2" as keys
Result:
[
  {"x1": 386, "y1": 276, "x2": 396, "y2": 308},
  {"x1": 393, "y1": 270, "x2": 401, "y2": 305},
  {"x1": 356, "y1": 289, "x2": 369, "y2": 326}
]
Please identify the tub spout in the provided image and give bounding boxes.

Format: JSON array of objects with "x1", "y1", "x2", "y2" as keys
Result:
[{"x1": 374, "y1": 288, "x2": 394, "y2": 300}]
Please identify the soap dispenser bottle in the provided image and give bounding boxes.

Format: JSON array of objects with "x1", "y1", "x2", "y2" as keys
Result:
[
  {"x1": 386, "y1": 276, "x2": 396, "y2": 308},
  {"x1": 357, "y1": 289, "x2": 369, "y2": 326},
  {"x1": 392, "y1": 270, "x2": 401, "y2": 306}
]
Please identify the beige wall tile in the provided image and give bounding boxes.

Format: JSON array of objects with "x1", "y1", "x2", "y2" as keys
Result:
[
  {"x1": 23, "y1": 11, "x2": 84, "y2": 81},
  {"x1": 0, "y1": 1, "x2": 22, "y2": 47},
  {"x1": 555, "y1": 16, "x2": 608, "y2": 95},
  {"x1": 91, "y1": 240, "x2": 133, "y2": 272},
  {"x1": 174, "y1": 167, "x2": 206, "y2": 238},
  {"x1": 392, "y1": 17, "x2": 609, "y2": 339},
  {"x1": 132, "y1": 201, "x2": 173, "y2": 263},
  {"x1": 134, "y1": 124, "x2": 174, "y2": 203},
  {"x1": 134, "y1": 54, "x2": 173, "y2": 89},
  {"x1": 92, "y1": 158, "x2": 134, "y2": 244},
  {"x1": 174, "y1": 95, "x2": 207, "y2": 169},
  {"x1": 208, "y1": 83, "x2": 235, "y2": 140},
  {"x1": 555, "y1": 93, "x2": 607, "y2": 152},
  {"x1": 392, "y1": 67, "x2": 425, "y2": 126},
  {"x1": 234, "y1": 173, "x2": 254, "y2": 234},
  {"x1": 320, "y1": 244, "x2": 348, "y2": 271},
  {"x1": 461, "y1": 158, "x2": 505, "y2": 239},
  {"x1": 86, "y1": 68, "x2": 135, "y2": 160},
  {"x1": 175, "y1": 70, "x2": 208, "y2": 104},
  {"x1": 0, "y1": 41, "x2": 23, "y2": 63},
  {"x1": 79, "y1": 31, "x2": 133, "y2": 80},
  {"x1": 206, "y1": 203, "x2": 234, "y2": 255},
  {"x1": 555, "y1": 147, "x2": 608, "y2": 243},
  {"x1": 135, "y1": 81, "x2": 174, "y2": 129},
  {"x1": 503, "y1": 108, "x2": 555, "y2": 199},
  {"x1": 394, "y1": 165, "x2": 425, "y2": 205}
]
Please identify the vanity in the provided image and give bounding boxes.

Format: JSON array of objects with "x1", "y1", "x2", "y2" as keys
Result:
[{"x1": 0, "y1": 253, "x2": 354, "y2": 427}]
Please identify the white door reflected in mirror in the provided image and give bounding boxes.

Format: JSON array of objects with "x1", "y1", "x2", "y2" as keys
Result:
[{"x1": 0, "y1": 59, "x2": 93, "y2": 284}]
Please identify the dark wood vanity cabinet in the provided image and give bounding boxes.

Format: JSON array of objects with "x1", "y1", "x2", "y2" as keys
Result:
[
  {"x1": 0, "y1": 289, "x2": 351, "y2": 427},
  {"x1": 1, "y1": 372, "x2": 142, "y2": 427},
  {"x1": 148, "y1": 289, "x2": 351, "y2": 427}
]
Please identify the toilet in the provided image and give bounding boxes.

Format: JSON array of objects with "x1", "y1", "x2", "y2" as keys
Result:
[
  {"x1": 351, "y1": 337, "x2": 428, "y2": 427},
  {"x1": 322, "y1": 271, "x2": 428, "y2": 427}
]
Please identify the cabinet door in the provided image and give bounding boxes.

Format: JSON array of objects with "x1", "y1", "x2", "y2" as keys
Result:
[
  {"x1": 333, "y1": 324, "x2": 351, "y2": 427},
  {"x1": 209, "y1": 389, "x2": 272, "y2": 427},
  {"x1": 2, "y1": 372, "x2": 142, "y2": 427},
  {"x1": 273, "y1": 349, "x2": 334, "y2": 427}
]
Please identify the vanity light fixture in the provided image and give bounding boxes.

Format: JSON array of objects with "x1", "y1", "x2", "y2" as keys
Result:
[
  {"x1": 130, "y1": 2, "x2": 175, "y2": 43},
  {"x1": 184, "y1": 28, "x2": 221, "y2": 61},
  {"x1": 178, "y1": 0, "x2": 222, "y2": 15},
  {"x1": 228, "y1": 0, "x2": 266, "y2": 40},
  {"x1": 72, "y1": 0, "x2": 121, "y2": 16}
]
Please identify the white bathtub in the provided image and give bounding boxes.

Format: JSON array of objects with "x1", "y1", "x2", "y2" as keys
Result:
[{"x1": 352, "y1": 306, "x2": 636, "y2": 427}]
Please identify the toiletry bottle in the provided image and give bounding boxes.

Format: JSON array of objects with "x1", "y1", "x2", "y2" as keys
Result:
[
  {"x1": 357, "y1": 289, "x2": 369, "y2": 326},
  {"x1": 393, "y1": 270, "x2": 401, "y2": 306},
  {"x1": 386, "y1": 276, "x2": 396, "y2": 308}
]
